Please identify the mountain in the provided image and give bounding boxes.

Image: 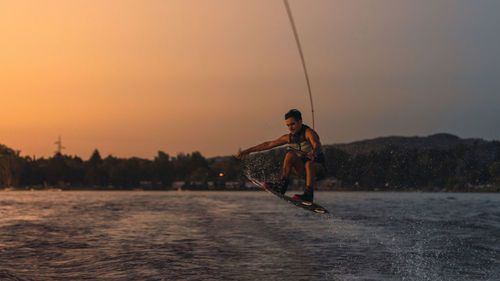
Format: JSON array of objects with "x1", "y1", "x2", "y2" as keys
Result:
[{"x1": 327, "y1": 133, "x2": 490, "y2": 156}]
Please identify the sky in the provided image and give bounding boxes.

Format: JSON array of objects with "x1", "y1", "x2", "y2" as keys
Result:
[{"x1": 1, "y1": 0, "x2": 499, "y2": 159}]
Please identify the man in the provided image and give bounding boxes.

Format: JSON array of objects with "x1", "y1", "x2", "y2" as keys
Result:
[{"x1": 237, "y1": 109, "x2": 326, "y2": 202}]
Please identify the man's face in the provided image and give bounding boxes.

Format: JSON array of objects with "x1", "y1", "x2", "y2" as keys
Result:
[{"x1": 286, "y1": 117, "x2": 302, "y2": 135}]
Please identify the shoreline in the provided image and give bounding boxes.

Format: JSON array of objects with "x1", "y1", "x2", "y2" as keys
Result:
[{"x1": 1, "y1": 187, "x2": 499, "y2": 193}]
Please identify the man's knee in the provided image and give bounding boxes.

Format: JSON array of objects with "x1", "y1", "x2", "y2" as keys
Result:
[
  {"x1": 305, "y1": 161, "x2": 325, "y2": 178},
  {"x1": 284, "y1": 151, "x2": 299, "y2": 163}
]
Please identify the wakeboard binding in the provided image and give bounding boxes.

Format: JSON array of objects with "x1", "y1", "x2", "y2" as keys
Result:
[
  {"x1": 264, "y1": 178, "x2": 289, "y2": 195},
  {"x1": 293, "y1": 186, "x2": 314, "y2": 205}
]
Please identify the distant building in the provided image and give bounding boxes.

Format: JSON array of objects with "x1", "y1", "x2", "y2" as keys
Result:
[
  {"x1": 172, "y1": 181, "x2": 185, "y2": 190},
  {"x1": 225, "y1": 181, "x2": 241, "y2": 189},
  {"x1": 139, "y1": 181, "x2": 152, "y2": 188}
]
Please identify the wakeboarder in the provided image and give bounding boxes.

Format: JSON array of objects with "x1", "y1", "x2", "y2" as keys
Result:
[{"x1": 237, "y1": 109, "x2": 326, "y2": 202}]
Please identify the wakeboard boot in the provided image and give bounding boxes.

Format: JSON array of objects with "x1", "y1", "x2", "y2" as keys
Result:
[
  {"x1": 279, "y1": 178, "x2": 289, "y2": 194},
  {"x1": 264, "y1": 178, "x2": 289, "y2": 195},
  {"x1": 293, "y1": 186, "x2": 314, "y2": 202}
]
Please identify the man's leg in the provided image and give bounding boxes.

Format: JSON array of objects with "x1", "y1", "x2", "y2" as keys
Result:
[
  {"x1": 282, "y1": 151, "x2": 304, "y2": 179},
  {"x1": 277, "y1": 151, "x2": 304, "y2": 194},
  {"x1": 305, "y1": 161, "x2": 315, "y2": 188},
  {"x1": 294, "y1": 161, "x2": 324, "y2": 202},
  {"x1": 305, "y1": 161, "x2": 325, "y2": 187}
]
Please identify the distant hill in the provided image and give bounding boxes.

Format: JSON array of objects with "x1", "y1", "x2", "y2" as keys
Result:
[{"x1": 327, "y1": 133, "x2": 491, "y2": 156}]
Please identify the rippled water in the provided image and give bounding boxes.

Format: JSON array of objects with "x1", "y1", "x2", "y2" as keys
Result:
[{"x1": 0, "y1": 191, "x2": 498, "y2": 281}]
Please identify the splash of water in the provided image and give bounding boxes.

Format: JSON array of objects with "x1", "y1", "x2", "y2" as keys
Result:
[{"x1": 242, "y1": 150, "x2": 285, "y2": 184}]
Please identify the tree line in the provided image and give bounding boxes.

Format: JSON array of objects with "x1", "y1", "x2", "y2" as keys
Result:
[
  {"x1": 321, "y1": 143, "x2": 500, "y2": 191},
  {"x1": 1, "y1": 141, "x2": 500, "y2": 191},
  {"x1": 0, "y1": 144, "x2": 244, "y2": 190}
]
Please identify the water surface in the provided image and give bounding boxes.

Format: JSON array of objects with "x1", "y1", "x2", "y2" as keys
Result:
[{"x1": 0, "y1": 191, "x2": 498, "y2": 280}]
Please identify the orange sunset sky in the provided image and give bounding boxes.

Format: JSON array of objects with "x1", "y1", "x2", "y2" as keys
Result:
[{"x1": 1, "y1": 0, "x2": 499, "y2": 159}]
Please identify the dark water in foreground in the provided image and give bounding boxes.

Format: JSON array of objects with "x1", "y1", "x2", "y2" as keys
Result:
[{"x1": 0, "y1": 191, "x2": 498, "y2": 281}]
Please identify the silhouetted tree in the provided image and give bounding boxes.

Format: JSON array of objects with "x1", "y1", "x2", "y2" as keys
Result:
[
  {"x1": 0, "y1": 145, "x2": 22, "y2": 187},
  {"x1": 153, "y1": 151, "x2": 174, "y2": 188},
  {"x1": 103, "y1": 155, "x2": 127, "y2": 188},
  {"x1": 85, "y1": 149, "x2": 106, "y2": 186}
]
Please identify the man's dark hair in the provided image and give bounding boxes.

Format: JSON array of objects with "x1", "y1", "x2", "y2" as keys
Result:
[{"x1": 285, "y1": 109, "x2": 302, "y2": 121}]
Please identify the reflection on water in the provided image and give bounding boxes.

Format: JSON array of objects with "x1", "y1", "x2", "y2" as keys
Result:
[{"x1": 0, "y1": 191, "x2": 499, "y2": 280}]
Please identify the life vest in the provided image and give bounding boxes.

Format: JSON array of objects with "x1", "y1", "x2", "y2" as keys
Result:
[{"x1": 288, "y1": 124, "x2": 314, "y2": 157}]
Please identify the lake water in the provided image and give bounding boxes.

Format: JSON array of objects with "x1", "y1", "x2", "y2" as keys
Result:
[{"x1": 0, "y1": 191, "x2": 498, "y2": 281}]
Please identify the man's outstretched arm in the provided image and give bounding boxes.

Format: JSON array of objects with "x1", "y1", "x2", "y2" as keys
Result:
[{"x1": 237, "y1": 134, "x2": 289, "y2": 160}]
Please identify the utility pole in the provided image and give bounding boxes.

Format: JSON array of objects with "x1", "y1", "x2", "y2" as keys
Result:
[{"x1": 54, "y1": 136, "x2": 65, "y2": 155}]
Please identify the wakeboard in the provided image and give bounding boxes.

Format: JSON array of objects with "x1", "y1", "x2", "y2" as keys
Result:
[{"x1": 248, "y1": 176, "x2": 329, "y2": 214}]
